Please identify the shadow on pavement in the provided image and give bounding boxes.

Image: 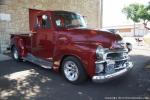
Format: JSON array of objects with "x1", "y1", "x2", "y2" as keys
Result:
[{"x1": 0, "y1": 54, "x2": 150, "y2": 100}]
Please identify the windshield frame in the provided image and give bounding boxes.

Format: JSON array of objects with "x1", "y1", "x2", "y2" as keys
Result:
[{"x1": 53, "y1": 11, "x2": 87, "y2": 29}]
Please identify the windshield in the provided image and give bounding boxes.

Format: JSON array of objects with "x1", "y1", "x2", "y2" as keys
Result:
[{"x1": 54, "y1": 12, "x2": 87, "y2": 28}]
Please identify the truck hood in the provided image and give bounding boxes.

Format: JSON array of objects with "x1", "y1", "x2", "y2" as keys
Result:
[{"x1": 61, "y1": 28, "x2": 122, "y2": 48}]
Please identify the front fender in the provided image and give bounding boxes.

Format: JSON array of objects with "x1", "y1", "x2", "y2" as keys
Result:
[{"x1": 53, "y1": 42, "x2": 97, "y2": 77}]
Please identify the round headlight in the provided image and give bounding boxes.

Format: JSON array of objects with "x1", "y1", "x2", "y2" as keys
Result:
[{"x1": 96, "y1": 46, "x2": 105, "y2": 60}]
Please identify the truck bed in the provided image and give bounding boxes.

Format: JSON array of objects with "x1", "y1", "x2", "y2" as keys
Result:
[{"x1": 10, "y1": 32, "x2": 32, "y2": 52}]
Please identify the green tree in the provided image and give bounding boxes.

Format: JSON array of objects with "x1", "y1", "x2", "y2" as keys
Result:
[{"x1": 122, "y1": 3, "x2": 150, "y2": 30}]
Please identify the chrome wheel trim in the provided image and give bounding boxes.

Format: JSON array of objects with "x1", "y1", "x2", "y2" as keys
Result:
[
  {"x1": 13, "y1": 49, "x2": 19, "y2": 60},
  {"x1": 64, "y1": 61, "x2": 79, "y2": 81}
]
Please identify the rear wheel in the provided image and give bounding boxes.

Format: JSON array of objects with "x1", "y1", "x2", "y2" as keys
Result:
[
  {"x1": 12, "y1": 47, "x2": 22, "y2": 61},
  {"x1": 62, "y1": 56, "x2": 87, "y2": 84}
]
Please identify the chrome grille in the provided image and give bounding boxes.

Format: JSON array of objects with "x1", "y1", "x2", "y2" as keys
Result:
[
  {"x1": 105, "y1": 51, "x2": 128, "y2": 72},
  {"x1": 106, "y1": 52, "x2": 128, "y2": 61}
]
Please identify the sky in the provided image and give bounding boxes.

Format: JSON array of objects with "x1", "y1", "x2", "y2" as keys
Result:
[{"x1": 103, "y1": 0, "x2": 150, "y2": 27}]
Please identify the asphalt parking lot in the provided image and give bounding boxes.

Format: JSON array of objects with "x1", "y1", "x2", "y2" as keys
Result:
[{"x1": 0, "y1": 46, "x2": 150, "y2": 100}]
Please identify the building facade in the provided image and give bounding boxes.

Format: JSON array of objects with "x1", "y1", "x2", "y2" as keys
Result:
[
  {"x1": 103, "y1": 24, "x2": 150, "y2": 37},
  {"x1": 0, "y1": 0, "x2": 102, "y2": 53}
]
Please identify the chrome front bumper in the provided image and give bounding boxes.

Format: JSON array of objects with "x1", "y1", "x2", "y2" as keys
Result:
[{"x1": 92, "y1": 61, "x2": 133, "y2": 83}]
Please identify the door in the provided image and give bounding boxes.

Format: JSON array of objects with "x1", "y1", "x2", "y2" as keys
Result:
[{"x1": 31, "y1": 11, "x2": 54, "y2": 60}]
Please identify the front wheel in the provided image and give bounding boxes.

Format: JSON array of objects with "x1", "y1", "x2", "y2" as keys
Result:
[{"x1": 62, "y1": 57, "x2": 87, "y2": 84}]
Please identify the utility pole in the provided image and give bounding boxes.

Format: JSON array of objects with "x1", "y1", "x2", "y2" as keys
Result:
[
  {"x1": 98, "y1": 0, "x2": 103, "y2": 29},
  {"x1": 100, "y1": 0, "x2": 103, "y2": 28}
]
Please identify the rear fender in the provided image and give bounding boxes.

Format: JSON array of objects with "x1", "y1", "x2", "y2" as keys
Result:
[{"x1": 11, "y1": 36, "x2": 26, "y2": 57}]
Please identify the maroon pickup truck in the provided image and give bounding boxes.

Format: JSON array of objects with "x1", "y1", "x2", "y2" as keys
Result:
[{"x1": 10, "y1": 9, "x2": 133, "y2": 84}]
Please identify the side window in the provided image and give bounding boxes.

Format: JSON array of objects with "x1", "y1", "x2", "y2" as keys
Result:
[
  {"x1": 36, "y1": 15, "x2": 51, "y2": 29},
  {"x1": 55, "y1": 16, "x2": 65, "y2": 27}
]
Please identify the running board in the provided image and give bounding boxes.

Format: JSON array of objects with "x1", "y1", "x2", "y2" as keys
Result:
[{"x1": 23, "y1": 53, "x2": 53, "y2": 69}]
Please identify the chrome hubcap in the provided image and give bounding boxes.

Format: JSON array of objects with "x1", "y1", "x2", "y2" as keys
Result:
[
  {"x1": 13, "y1": 49, "x2": 19, "y2": 60},
  {"x1": 64, "y1": 61, "x2": 79, "y2": 81}
]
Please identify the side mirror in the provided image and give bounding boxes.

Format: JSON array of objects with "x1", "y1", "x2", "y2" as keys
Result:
[{"x1": 42, "y1": 15, "x2": 48, "y2": 20}]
